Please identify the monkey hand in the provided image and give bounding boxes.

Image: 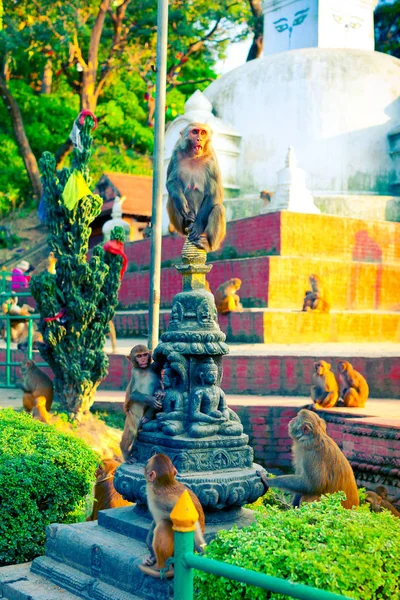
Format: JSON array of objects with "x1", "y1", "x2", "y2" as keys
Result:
[
  {"x1": 150, "y1": 396, "x2": 162, "y2": 410},
  {"x1": 257, "y1": 470, "x2": 270, "y2": 491}
]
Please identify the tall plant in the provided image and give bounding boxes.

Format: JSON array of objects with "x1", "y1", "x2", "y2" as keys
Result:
[{"x1": 31, "y1": 111, "x2": 125, "y2": 417}]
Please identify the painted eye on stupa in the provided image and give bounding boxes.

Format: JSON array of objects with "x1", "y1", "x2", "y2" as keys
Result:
[
  {"x1": 273, "y1": 17, "x2": 288, "y2": 32},
  {"x1": 292, "y1": 8, "x2": 310, "y2": 27}
]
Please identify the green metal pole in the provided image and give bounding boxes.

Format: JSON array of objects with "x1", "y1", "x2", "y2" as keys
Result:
[
  {"x1": 184, "y1": 554, "x2": 352, "y2": 600},
  {"x1": 27, "y1": 319, "x2": 33, "y2": 360},
  {"x1": 6, "y1": 317, "x2": 11, "y2": 387},
  {"x1": 174, "y1": 530, "x2": 194, "y2": 600}
]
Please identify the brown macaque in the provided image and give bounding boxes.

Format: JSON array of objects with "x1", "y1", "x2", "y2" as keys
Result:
[
  {"x1": 86, "y1": 459, "x2": 132, "y2": 521},
  {"x1": 302, "y1": 275, "x2": 330, "y2": 313},
  {"x1": 33, "y1": 251, "x2": 57, "y2": 275},
  {"x1": 120, "y1": 345, "x2": 163, "y2": 462},
  {"x1": 17, "y1": 330, "x2": 44, "y2": 352},
  {"x1": 337, "y1": 361, "x2": 369, "y2": 408},
  {"x1": 366, "y1": 488, "x2": 400, "y2": 517},
  {"x1": 214, "y1": 278, "x2": 243, "y2": 315},
  {"x1": 310, "y1": 361, "x2": 339, "y2": 409},
  {"x1": 18, "y1": 360, "x2": 54, "y2": 413},
  {"x1": 260, "y1": 189, "x2": 273, "y2": 205},
  {"x1": 31, "y1": 395, "x2": 50, "y2": 424},
  {"x1": 139, "y1": 454, "x2": 205, "y2": 579},
  {"x1": 166, "y1": 122, "x2": 226, "y2": 252},
  {"x1": 259, "y1": 409, "x2": 359, "y2": 509},
  {"x1": 1, "y1": 295, "x2": 34, "y2": 343}
]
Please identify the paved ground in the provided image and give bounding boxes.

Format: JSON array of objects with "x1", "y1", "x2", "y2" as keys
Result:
[{"x1": 2, "y1": 337, "x2": 400, "y2": 357}]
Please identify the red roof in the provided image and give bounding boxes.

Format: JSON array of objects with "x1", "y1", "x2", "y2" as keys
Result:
[{"x1": 98, "y1": 173, "x2": 153, "y2": 217}]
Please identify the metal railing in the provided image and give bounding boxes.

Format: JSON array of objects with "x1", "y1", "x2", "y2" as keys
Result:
[
  {"x1": 0, "y1": 314, "x2": 46, "y2": 387},
  {"x1": 171, "y1": 491, "x2": 352, "y2": 600},
  {"x1": 0, "y1": 271, "x2": 31, "y2": 297}
]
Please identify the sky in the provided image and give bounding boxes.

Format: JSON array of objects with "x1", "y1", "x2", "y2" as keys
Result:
[{"x1": 215, "y1": 38, "x2": 252, "y2": 75}]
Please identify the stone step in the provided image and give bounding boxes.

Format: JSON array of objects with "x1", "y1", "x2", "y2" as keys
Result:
[
  {"x1": 113, "y1": 308, "x2": 400, "y2": 343},
  {"x1": 119, "y1": 255, "x2": 400, "y2": 311},
  {"x1": 122, "y1": 211, "x2": 400, "y2": 267},
  {"x1": 0, "y1": 562, "x2": 81, "y2": 600},
  {"x1": 32, "y1": 521, "x2": 172, "y2": 600}
]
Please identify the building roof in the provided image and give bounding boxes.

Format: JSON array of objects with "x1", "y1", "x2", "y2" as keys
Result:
[{"x1": 98, "y1": 172, "x2": 153, "y2": 217}]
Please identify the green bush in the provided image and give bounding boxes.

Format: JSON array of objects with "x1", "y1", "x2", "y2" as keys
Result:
[
  {"x1": 195, "y1": 494, "x2": 400, "y2": 600},
  {"x1": 0, "y1": 409, "x2": 99, "y2": 566}
]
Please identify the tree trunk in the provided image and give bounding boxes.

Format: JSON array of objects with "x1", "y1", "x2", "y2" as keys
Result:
[
  {"x1": 56, "y1": 379, "x2": 100, "y2": 418},
  {"x1": 0, "y1": 75, "x2": 42, "y2": 203},
  {"x1": 40, "y1": 59, "x2": 53, "y2": 94}
]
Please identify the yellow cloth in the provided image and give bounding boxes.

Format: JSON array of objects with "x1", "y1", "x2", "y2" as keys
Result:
[{"x1": 62, "y1": 170, "x2": 92, "y2": 210}]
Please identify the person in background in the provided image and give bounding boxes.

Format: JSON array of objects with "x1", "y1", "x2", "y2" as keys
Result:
[{"x1": 11, "y1": 260, "x2": 30, "y2": 290}]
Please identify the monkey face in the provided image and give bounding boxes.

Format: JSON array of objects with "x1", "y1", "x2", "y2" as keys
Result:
[
  {"x1": 337, "y1": 361, "x2": 350, "y2": 374},
  {"x1": 127, "y1": 344, "x2": 151, "y2": 368},
  {"x1": 136, "y1": 352, "x2": 150, "y2": 369},
  {"x1": 188, "y1": 126, "x2": 209, "y2": 157},
  {"x1": 289, "y1": 409, "x2": 325, "y2": 442},
  {"x1": 314, "y1": 361, "x2": 330, "y2": 375}
]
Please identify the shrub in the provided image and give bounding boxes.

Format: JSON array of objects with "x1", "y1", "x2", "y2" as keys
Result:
[
  {"x1": 195, "y1": 494, "x2": 400, "y2": 600},
  {"x1": 0, "y1": 409, "x2": 99, "y2": 566}
]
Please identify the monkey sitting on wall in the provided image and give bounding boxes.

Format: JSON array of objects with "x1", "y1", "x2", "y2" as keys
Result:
[
  {"x1": 310, "y1": 361, "x2": 339, "y2": 409},
  {"x1": 18, "y1": 359, "x2": 54, "y2": 413},
  {"x1": 86, "y1": 459, "x2": 132, "y2": 521},
  {"x1": 166, "y1": 122, "x2": 226, "y2": 252},
  {"x1": 259, "y1": 409, "x2": 359, "y2": 509},
  {"x1": 139, "y1": 454, "x2": 205, "y2": 578},
  {"x1": 365, "y1": 488, "x2": 400, "y2": 518},
  {"x1": 302, "y1": 274, "x2": 330, "y2": 313},
  {"x1": 214, "y1": 278, "x2": 243, "y2": 315},
  {"x1": 120, "y1": 345, "x2": 163, "y2": 462},
  {"x1": 337, "y1": 361, "x2": 369, "y2": 408}
]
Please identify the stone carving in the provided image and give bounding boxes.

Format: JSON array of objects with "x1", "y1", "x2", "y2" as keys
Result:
[
  {"x1": 143, "y1": 352, "x2": 188, "y2": 436},
  {"x1": 188, "y1": 357, "x2": 243, "y2": 438},
  {"x1": 171, "y1": 301, "x2": 183, "y2": 322},
  {"x1": 197, "y1": 298, "x2": 216, "y2": 324}
]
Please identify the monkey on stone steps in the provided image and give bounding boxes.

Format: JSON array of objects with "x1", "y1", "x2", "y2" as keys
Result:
[
  {"x1": 310, "y1": 361, "x2": 339, "y2": 408},
  {"x1": 337, "y1": 361, "x2": 369, "y2": 408},
  {"x1": 86, "y1": 459, "x2": 132, "y2": 521},
  {"x1": 214, "y1": 278, "x2": 243, "y2": 315},
  {"x1": 139, "y1": 454, "x2": 205, "y2": 579}
]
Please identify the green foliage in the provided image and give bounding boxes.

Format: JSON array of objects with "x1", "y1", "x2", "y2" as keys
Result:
[
  {"x1": 195, "y1": 494, "x2": 400, "y2": 600},
  {"x1": 375, "y1": 1, "x2": 400, "y2": 58},
  {"x1": 0, "y1": 409, "x2": 98, "y2": 566},
  {"x1": 92, "y1": 410, "x2": 125, "y2": 431},
  {"x1": 30, "y1": 115, "x2": 124, "y2": 415}
]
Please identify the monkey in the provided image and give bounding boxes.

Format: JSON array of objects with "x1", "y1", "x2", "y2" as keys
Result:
[
  {"x1": 302, "y1": 274, "x2": 330, "y2": 313},
  {"x1": 31, "y1": 395, "x2": 50, "y2": 424},
  {"x1": 86, "y1": 459, "x2": 132, "y2": 521},
  {"x1": 337, "y1": 361, "x2": 369, "y2": 408},
  {"x1": 138, "y1": 454, "x2": 205, "y2": 579},
  {"x1": 1, "y1": 295, "x2": 34, "y2": 343},
  {"x1": 214, "y1": 278, "x2": 243, "y2": 315},
  {"x1": 310, "y1": 361, "x2": 339, "y2": 409},
  {"x1": 166, "y1": 122, "x2": 226, "y2": 252},
  {"x1": 17, "y1": 330, "x2": 44, "y2": 352},
  {"x1": 260, "y1": 189, "x2": 273, "y2": 206},
  {"x1": 33, "y1": 251, "x2": 57, "y2": 275},
  {"x1": 258, "y1": 409, "x2": 359, "y2": 509},
  {"x1": 120, "y1": 345, "x2": 163, "y2": 462},
  {"x1": 18, "y1": 359, "x2": 54, "y2": 413},
  {"x1": 365, "y1": 490, "x2": 400, "y2": 517}
]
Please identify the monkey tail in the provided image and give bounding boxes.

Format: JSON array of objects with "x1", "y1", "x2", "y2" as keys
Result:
[{"x1": 138, "y1": 564, "x2": 174, "y2": 579}]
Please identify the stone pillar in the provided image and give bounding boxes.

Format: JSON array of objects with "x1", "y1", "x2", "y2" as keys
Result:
[
  {"x1": 114, "y1": 239, "x2": 266, "y2": 515},
  {"x1": 262, "y1": 146, "x2": 320, "y2": 214}
]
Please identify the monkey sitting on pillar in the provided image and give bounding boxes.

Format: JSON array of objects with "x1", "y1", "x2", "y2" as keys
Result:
[
  {"x1": 86, "y1": 459, "x2": 132, "y2": 521},
  {"x1": 337, "y1": 361, "x2": 369, "y2": 408},
  {"x1": 120, "y1": 345, "x2": 163, "y2": 462},
  {"x1": 302, "y1": 274, "x2": 330, "y2": 313},
  {"x1": 214, "y1": 278, "x2": 244, "y2": 315},
  {"x1": 259, "y1": 409, "x2": 359, "y2": 509},
  {"x1": 18, "y1": 360, "x2": 54, "y2": 413},
  {"x1": 139, "y1": 454, "x2": 205, "y2": 578},
  {"x1": 166, "y1": 122, "x2": 226, "y2": 252},
  {"x1": 310, "y1": 361, "x2": 339, "y2": 409}
]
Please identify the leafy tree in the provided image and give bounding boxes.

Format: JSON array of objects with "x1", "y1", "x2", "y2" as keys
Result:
[
  {"x1": 375, "y1": 1, "x2": 400, "y2": 58},
  {"x1": 30, "y1": 112, "x2": 124, "y2": 416}
]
